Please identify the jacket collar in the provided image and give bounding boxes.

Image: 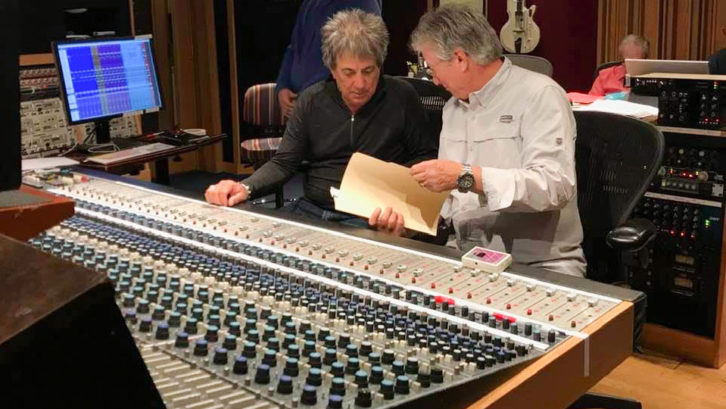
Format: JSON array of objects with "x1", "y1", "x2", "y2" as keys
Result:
[{"x1": 324, "y1": 73, "x2": 387, "y2": 114}]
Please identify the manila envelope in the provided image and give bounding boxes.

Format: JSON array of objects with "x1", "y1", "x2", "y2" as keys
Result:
[{"x1": 333, "y1": 153, "x2": 450, "y2": 235}]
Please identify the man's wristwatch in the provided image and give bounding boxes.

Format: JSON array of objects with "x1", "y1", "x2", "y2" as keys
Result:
[
  {"x1": 457, "y1": 164, "x2": 475, "y2": 193},
  {"x1": 240, "y1": 182, "x2": 253, "y2": 197}
]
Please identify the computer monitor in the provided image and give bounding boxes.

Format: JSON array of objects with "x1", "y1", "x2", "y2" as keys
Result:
[
  {"x1": 52, "y1": 36, "x2": 163, "y2": 143},
  {"x1": 625, "y1": 58, "x2": 710, "y2": 77}
]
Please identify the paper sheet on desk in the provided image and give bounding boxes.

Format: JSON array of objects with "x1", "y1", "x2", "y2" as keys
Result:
[
  {"x1": 332, "y1": 153, "x2": 450, "y2": 235},
  {"x1": 574, "y1": 99, "x2": 658, "y2": 119},
  {"x1": 22, "y1": 157, "x2": 79, "y2": 171}
]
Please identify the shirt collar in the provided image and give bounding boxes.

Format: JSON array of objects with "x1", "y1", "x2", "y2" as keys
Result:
[{"x1": 457, "y1": 57, "x2": 512, "y2": 109}]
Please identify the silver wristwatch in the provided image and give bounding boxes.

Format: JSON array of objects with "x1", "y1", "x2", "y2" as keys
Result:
[{"x1": 457, "y1": 164, "x2": 475, "y2": 193}]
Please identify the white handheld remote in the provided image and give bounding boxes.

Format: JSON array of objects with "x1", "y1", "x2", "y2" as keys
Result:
[{"x1": 461, "y1": 246, "x2": 512, "y2": 273}]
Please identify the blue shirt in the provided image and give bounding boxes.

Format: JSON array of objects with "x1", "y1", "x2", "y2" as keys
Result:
[{"x1": 275, "y1": 0, "x2": 381, "y2": 94}]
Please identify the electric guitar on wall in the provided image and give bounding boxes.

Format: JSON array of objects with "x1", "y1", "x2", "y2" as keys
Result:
[{"x1": 499, "y1": 0, "x2": 541, "y2": 54}]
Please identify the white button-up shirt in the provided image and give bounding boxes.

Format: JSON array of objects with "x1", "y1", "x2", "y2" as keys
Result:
[{"x1": 440, "y1": 58, "x2": 586, "y2": 277}]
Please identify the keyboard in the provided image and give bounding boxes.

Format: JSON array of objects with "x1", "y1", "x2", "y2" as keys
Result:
[{"x1": 85, "y1": 143, "x2": 176, "y2": 165}]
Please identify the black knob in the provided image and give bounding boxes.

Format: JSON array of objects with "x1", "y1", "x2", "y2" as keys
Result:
[
  {"x1": 382, "y1": 349, "x2": 395, "y2": 365},
  {"x1": 547, "y1": 329, "x2": 557, "y2": 344},
  {"x1": 284, "y1": 357, "x2": 299, "y2": 377},
  {"x1": 263, "y1": 349, "x2": 277, "y2": 367},
  {"x1": 359, "y1": 341, "x2": 373, "y2": 357},
  {"x1": 301, "y1": 384, "x2": 317, "y2": 406},
  {"x1": 242, "y1": 341, "x2": 257, "y2": 358},
  {"x1": 194, "y1": 339, "x2": 208, "y2": 357},
  {"x1": 307, "y1": 351, "x2": 322, "y2": 368},
  {"x1": 184, "y1": 318, "x2": 198, "y2": 335},
  {"x1": 254, "y1": 364, "x2": 271, "y2": 384},
  {"x1": 330, "y1": 361, "x2": 345, "y2": 377},
  {"x1": 355, "y1": 370, "x2": 369, "y2": 388},
  {"x1": 355, "y1": 388, "x2": 373, "y2": 408},
  {"x1": 405, "y1": 357, "x2": 419, "y2": 375},
  {"x1": 418, "y1": 370, "x2": 431, "y2": 387},
  {"x1": 306, "y1": 368, "x2": 323, "y2": 386},
  {"x1": 205, "y1": 325, "x2": 219, "y2": 342},
  {"x1": 431, "y1": 367, "x2": 444, "y2": 383},
  {"x1": 330, "y1": 377, "x2": 346, "y2": 396},
  {"x1": 233, "y1": 355, "x2": 248, "y2": 374},
  {"x1": 276, "y1": 375, "x2": 293, "y2": 395},
  {"x1": 370, "y1": 366, "x2": 384, "y2": 384},
  {"x1": 155, "y1": 322, "x2": 170, "y2": 340},
  {"x1": 368, "y1": 352, "x2": 381, "y2": 364},
  {"x1": 345, "y1": 343, "x2": 358, "y2": 357},
  {"x1": 175, "y1": 331, "x2": 189, "y2": 348},
  {"x1": 379, "y1": 380, "x2": 395, "y2": 400},
  {"x1": 346, "y1": 357, "x2": 360, "y2": 375},
  {"x1": 338, "y1": 333, "x2": 351, "y2": 348},
  {"x1": 394, "y1": 376, "x2": 410, "y2": 394},
  {"x1": 213, "y1": 347, "x2": 228, "y2": 365},
  {"x1": 328, "y1": 394, "x2": 344, "y2": 409},
  {"x1": 324, "y1": 348, "x2": 337, "y2": 365},
  {"x1": 391, "y1": 360, "x2": 405, "y2": 375}
]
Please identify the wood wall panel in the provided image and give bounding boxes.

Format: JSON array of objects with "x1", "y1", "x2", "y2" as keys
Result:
[{"x1": 598, "y1": 0, "x2": 724, "y2": 64}]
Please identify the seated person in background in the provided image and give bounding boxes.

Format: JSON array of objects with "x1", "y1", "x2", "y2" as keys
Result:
[
  {"x1": 369, "y1": 6, "x2": 586, "y2": 277},
  {"x1": 206, "y1": 10, "x2": 436, "y2": 227},
  {"x1": 709, "y1": 48, "x2": 726, "y2": 75},
  {"x1": 276, "y1": 0, "x2": 381, "y2": 118},
  {"x1": 589, "y1": 34, "x2": 649, "y2": 96}
]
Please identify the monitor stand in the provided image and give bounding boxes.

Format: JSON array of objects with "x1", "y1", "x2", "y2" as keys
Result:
[{"x1": 94, "y1": 119, "x2": 111, "y2": 144}]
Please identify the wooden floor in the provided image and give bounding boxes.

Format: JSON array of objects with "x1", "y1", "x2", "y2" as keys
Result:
[{"x1": 589, "y1": 351, "x2": 726, "y2": 409}]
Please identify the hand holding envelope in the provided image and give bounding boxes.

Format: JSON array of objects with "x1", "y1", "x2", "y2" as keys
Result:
[{"x1": 332, "y1": 153, "x2": 450, "y2": 235}]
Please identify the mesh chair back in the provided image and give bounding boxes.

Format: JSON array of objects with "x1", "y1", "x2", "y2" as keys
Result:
[
  {"x1": 399, "y1": 77, "x2": 451, "y2": 143},
  {"x1": 592, "y1": 60, "x2": 622, "y2": 81},
  {"x1": 574, "y1": 111, "x2": 664, "y2": 281},
  {"x1": 505, "y1": 54, "x2": 553, "y2": 77}
]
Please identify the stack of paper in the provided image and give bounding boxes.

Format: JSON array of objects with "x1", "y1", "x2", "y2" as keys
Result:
[{"x1": 574, "y1": 99, "x2": 658, "y2": 119}]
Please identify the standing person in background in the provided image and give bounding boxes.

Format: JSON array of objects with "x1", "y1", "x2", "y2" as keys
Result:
[
  {"x1": 589, "y1": 34, "x2": 649, "y2": 97},
  {"x1": 276, "y1": 0, "x2": 381, "y2": 119}
]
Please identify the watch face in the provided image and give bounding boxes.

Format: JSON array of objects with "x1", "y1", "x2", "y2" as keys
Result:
[{"x1": 457, "y1": 173, "x2": 475, "y2": 192}]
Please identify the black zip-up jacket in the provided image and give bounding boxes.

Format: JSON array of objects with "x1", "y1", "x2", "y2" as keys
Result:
[{"x1": 244, "y1": 75, "x2": 438, "y2": 208}]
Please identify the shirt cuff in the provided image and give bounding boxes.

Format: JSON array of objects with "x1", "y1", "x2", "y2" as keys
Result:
[{"x1": 480, "y1": 166, "x2": 516, "y2": 211}]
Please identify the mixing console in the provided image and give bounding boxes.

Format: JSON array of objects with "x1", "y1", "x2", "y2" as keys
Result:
[{"x1": 27, "y1": 173, "x2": 629, "y2": 409}]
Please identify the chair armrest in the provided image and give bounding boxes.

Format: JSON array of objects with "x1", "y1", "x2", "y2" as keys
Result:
[{"x1": 606, "y1": 218, "x2": 657, "y2": 253}]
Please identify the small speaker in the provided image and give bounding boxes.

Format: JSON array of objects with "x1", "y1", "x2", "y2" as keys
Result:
[{"x1": 0, "y1": 233, "x2": 165, "y2": 409}]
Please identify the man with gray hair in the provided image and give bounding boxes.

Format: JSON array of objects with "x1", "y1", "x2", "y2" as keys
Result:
[
  {"x1": 370, "y1": 5, "x2": 586, "y2": 276},
  {"x1": 590, "y1": 34, "x2": 650, "y2": 96},
  {"x1": 206, "y1": 9, "x2": 436, "y2": 227}
]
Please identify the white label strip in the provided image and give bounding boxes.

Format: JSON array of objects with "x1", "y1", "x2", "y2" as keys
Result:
[{"x1": 644, "y1": 191, "x2": 722, "y2": 208}]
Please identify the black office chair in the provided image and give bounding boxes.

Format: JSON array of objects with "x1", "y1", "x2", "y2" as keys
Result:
[
  {"x1": 567, "y1": 111, "x2": 665, "y2": 409},
  {"x1": 574, "y1": 111, "x2": 664, "y2": 283},
  {"x1": 592, "y1": 60, "x2": 623, "y2": 81},
  {"x1": 505, "y1": 54, "x2": 554, "y2": 77},
  {"x1": 399, "y1": 77, "x2": 451, "y2": 143}
]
